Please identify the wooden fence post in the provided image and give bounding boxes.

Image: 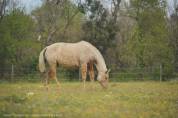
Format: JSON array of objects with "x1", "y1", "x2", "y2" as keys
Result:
[
  {"x1": 11, "y1": 64, "x2": 14, "y2": 82},
  {"x1": 160, "y1": 64, "x2": 162, "y2": 82}
]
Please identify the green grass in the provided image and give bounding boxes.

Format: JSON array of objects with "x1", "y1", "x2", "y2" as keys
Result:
[{"x1": 0, "y1": 81, "x2": 178, "y2": 118}]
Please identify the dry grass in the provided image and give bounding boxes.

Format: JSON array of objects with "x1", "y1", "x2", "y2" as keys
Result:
[{"x1": 0, "y1": 81, "x2": 178, "y2": 118}]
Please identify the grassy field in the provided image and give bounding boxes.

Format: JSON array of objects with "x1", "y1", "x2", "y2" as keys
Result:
[{"x1": 0, "y1": 81, "x2": 177, "y2": 118}]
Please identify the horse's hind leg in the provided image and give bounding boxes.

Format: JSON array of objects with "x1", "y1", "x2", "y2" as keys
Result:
[
  {"x1": 49, "y1": 65, "x2": 61, "y2": 91},
  {"x1": 42, "y1": 71, "x2": 49, "y2": 91},
  {"x1": 54, "y1": 76, "x2": 61, "y2": 91},
  {"x1": 81, "y1": 63, "x2": 87, "y2": 89}
]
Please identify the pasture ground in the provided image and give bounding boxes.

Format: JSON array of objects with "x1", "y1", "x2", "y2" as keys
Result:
[{"x1": 0, "y1": 81, "x2": 177, "y2": 118}]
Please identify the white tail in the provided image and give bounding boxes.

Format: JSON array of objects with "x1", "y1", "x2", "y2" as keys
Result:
[{"x1": 39, "y1": 48, "x2": 46, "y2": 73}]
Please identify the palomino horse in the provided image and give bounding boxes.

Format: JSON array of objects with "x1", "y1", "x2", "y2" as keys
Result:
[{"x1": 39, "y1": 41, "x2": 110, "y2": 89}]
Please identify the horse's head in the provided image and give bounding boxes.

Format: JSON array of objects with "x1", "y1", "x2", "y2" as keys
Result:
[{"x1": 98, "y1": 69, "x2": 111, "y2": 89}]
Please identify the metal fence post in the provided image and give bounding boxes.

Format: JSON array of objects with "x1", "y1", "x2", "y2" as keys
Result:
[{"x1": 79, "y1": 68, "x2": 81, "y2": 81}]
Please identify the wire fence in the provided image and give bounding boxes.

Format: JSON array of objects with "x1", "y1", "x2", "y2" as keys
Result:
[{"x1": 1, "y1": 64, "x2": 175, "y2": 82}]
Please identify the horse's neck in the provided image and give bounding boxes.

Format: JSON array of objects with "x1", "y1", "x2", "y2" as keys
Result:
[{"x1": 95, "y1": 55, "x2": 107, "y2": 73}]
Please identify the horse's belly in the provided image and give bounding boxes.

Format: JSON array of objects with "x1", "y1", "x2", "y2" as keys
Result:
[
  {"x1": 60, "y1": 62, "x2": 79, "y2": 68},
  {"x1": 57, "y1": 57, "x2": 79, "y2": 68}
]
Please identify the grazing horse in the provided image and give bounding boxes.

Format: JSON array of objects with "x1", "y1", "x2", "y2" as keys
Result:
[{"x1": 38, "y1": 41, "x2": 110, "y2": 89}]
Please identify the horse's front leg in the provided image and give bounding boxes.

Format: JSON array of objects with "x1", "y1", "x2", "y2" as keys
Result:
[
  {"x1": 88, "y1": 62, "x2": 95, "y2": 82},
  {"x1": 88, "y1": 62, "x2": 95, "y2": 89},
  {"x1": 81, "y1": 63, "x2": 87, "y2": 89}
]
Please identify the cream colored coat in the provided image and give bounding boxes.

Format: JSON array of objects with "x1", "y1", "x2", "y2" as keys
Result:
[{"x1": 39, "y1": 41, "x2": 109, "y2": 88}]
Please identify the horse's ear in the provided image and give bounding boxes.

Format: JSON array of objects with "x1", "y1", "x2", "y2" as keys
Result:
[
  {"x1": 106, "y1": 69, "x2": 111, "y2": 74},
  {"x1": 108, "y1": 69, "x2": 111, "y2": 73}
]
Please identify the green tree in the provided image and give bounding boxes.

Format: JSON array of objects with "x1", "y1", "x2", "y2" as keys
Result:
[
  {"x1": 169, "y1": 3, "x2": 178, "y2": 71},
  {"x1": 0, "y1": 8, "x2": 39, "y2": 77},
  {"x1": 32, "y1": 0, "x2": 84, "y2": 47},
  {"x1": 81, "y1": 0, "x2": 121, "y2": 69},
  {"x1": 121, "y1": 0, "x2": 174, "y2": 79}
]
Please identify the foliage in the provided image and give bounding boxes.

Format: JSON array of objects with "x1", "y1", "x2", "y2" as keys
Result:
[
  {"x1": 120, "y1": 0, "x2": 174, "y2": 79},
  {"x1": 0, "y1": 8, "x2": 40, "y2": 76},
  {"x1": 81, "y1": 0, "x2": 120, "y2": 65},
  {"x1": 32, "y1": 0, "x2": 84, "y2": 46},
  {"x1": 169, "y1": 4, "x2": 178, "y2": 71},
  {"x1": 0, "y1": 0, "x2": 177, "y2": 80}
]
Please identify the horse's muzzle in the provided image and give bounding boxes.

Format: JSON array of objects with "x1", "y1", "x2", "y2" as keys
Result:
[{"x1": 99, "y1": 81, "x2": 108, "y2": 89}]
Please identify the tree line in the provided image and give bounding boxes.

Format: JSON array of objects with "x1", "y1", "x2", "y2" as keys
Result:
[{"x1": 0, "y1": 0, "x2": 178, "y2": 80}]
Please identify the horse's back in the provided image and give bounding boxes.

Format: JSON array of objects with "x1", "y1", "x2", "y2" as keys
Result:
[{"x1": 45, "y1": 41, "x2": 98, "y2": 67}]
